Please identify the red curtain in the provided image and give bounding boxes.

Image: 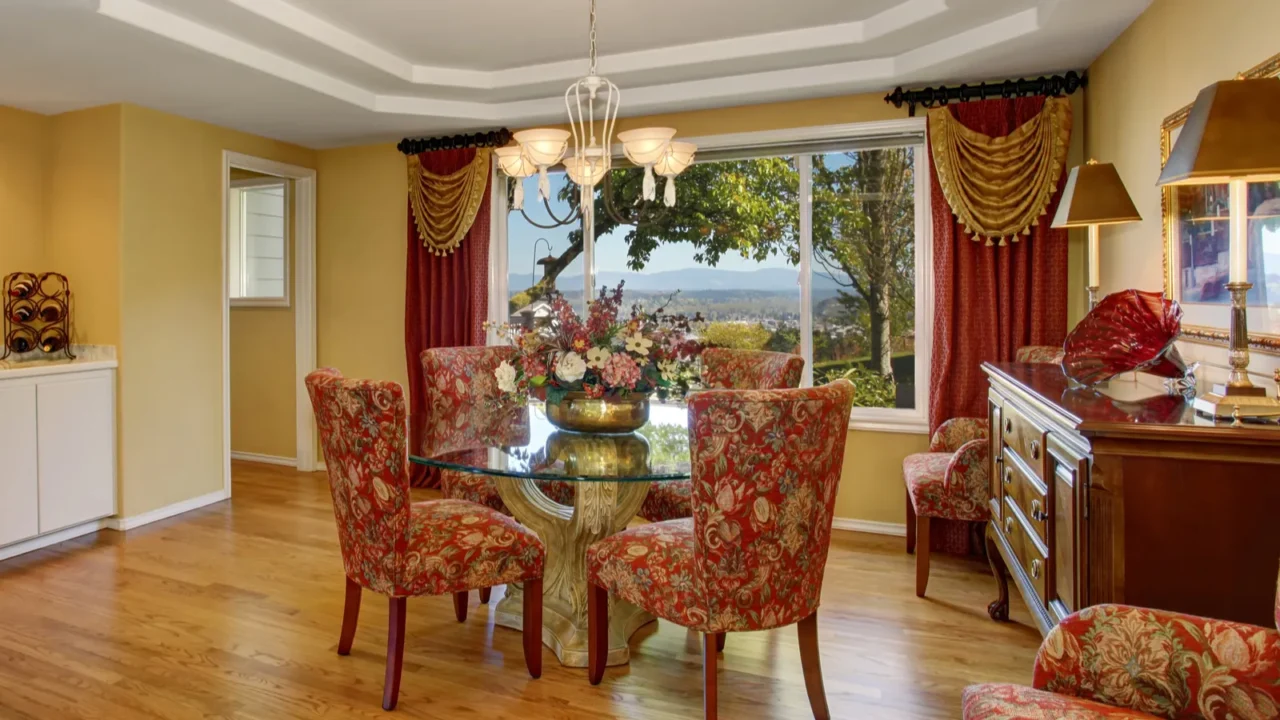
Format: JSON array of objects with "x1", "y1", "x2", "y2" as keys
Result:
[
  {"x1": 925, "y1": 97, "x2": 1069, "y2": 555},
  {"x1": 406, "y1": 148, "x2": 491, "y2": 487},
  {"x1": 929, "y1": 97, "x2": 1069, "y2": 430}
]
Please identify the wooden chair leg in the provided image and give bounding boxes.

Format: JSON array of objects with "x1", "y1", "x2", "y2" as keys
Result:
[
  {"x1": 915, "y1": 515, "x2": 931, "y2": 598},
  {"x1": 703, "y1": 632, "x2": 719, "y2": 720},
  {"x1": 797, "y1": 613, "x2": 830, "y2": 720},
  {"x1": 523, "y1": 578, "x2": 543, "y2": 679},
  {"x1": 905, "y1": 489, "x2": 917, "y2": 555},
  {"x1": 338, "y1": 577, "x2": 361, "y2": 656},
  {"x1": 587, "y1": 582, "x2": 609, "y2": 685},
  {"x1": 714, "y1": 632, "x2": 726, "y2": 653},
  {"x1": 479, "y1": 587, "x2": 492, "y2": 605},
  {"x1": 383, "y1": 597, "x2": 407, "y2": 711},
  {"x1": 452, "y1": 591, "x2": 468, "y2": 622}
]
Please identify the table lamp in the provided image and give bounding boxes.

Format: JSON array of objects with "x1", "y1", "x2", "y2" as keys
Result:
[
  {"x1": 1052, "y1": 160, "x2": 1143, "y2": 308},
  {"x1": 1157, "y1": 75, "x2": 1280, "y2": 419}
]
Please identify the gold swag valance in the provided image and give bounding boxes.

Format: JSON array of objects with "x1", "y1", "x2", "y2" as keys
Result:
[
  {"x1": 928, "y1": 97, "x2": 1072, "y2": 246},
  {"x1": 407, "y1": 148, "x2": 492, "y2": 256}
]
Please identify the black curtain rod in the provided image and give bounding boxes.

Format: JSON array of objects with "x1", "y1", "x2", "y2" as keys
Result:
[
  {"x1": 397, "y1": 128, "x2": 512, "y2": 155},
  {"x1": 884, "y1": 71, "x2": 1087, "y2": 117}
]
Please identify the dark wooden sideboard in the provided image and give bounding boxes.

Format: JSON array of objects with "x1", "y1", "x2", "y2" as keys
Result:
[{"x1": 983, "y1": 362, "x2": 1280, "y2": 635}]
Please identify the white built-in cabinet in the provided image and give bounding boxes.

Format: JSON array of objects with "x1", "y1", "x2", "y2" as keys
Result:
[{"x1": 0, "y1": 366, "x2": 116, "y2": 554}]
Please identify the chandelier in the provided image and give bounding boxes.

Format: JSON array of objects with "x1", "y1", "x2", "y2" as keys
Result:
[{"x1": 493, "y1": 0, "x2": 697, "y2": 213}]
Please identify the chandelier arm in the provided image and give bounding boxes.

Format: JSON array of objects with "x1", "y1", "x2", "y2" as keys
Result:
[
  {"x1": 601, "y1": 172, "x2": 637, "y2": 226},
  {"x1": 515, "y1": 197, "x2": 581, "y2": 230}
]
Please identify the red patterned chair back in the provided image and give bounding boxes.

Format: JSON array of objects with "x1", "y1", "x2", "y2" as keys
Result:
[
  {"x1": 686, "y1": 380, "x2": 855, "y2": 632},
  {"x1": 701, "y1": 348, "x2": 804, "y2": 390},
  {"x1": 420, "y1": 346, "x2": 525, "y2": 455},
  {"x1": 306, "y1": 368, "x2": 411, "y2": 596}
]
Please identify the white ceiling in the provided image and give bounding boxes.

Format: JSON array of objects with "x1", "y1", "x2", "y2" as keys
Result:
[{"x1": 0, "y1": 0, "x2": 1151, "y2": 148}]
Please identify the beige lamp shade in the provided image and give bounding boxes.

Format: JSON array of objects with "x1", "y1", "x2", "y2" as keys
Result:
[
  {"x1": 1157, "y1": 77, "x2": 1280, "y2": 186},
  {"x1": 494, "y1": 145, "x2": 536, "y2": 178},
  {"x1": 512, "y1": 128, "x2": 570, "y2": 167},
  {"x1": 617, "y1": 127, "x2": 676, "y2": 166},
  {"x1": 562, "y1": 154, "x2": 608, "y2": 187},
  {"x1": 1051, "y1": 160, "x2": 1142, "y2": 228},
  {"x1": 653, "y1": 141, "x2": 697, "y2": 177}
]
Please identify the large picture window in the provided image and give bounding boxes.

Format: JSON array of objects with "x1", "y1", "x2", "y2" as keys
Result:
[{"x1": 494, "y1": 120, "x2": 931, "y2": 432}]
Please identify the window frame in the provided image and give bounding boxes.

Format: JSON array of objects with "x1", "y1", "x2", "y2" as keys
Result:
[
  {"x1": 228, "y1": 176, "x2": 291, "y2": 309},
  {"x1": 489, "y1": 118, "x2": 933, "y2": 434}
]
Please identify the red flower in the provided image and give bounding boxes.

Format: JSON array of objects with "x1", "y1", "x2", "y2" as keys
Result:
[
  {"x1": 583, "y1": 382, "x2": 605, "y2": 398},
  {"x1": 571, "y1": 331, "x2": 591, "y2": 353}
]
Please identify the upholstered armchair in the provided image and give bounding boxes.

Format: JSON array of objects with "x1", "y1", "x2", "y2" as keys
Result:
[
  {"x1": 963, "y1": 570, "x2": 1280, "y2": 720},
  {"x1": 902, "y1": 417, "x2": 990, "y2": 598},
  {"x1": 639, "y1": 347, "x2": 805, "y2": 524},
  {"x1": 587, "y1": 381, "x2": 855, "y2": 720},
  {"x1": 1016, "y1": 345, "x2": 1065, "y2": 364},
  {"x1": 307, "y1": 369, "x2": 546, "y2": 710}
]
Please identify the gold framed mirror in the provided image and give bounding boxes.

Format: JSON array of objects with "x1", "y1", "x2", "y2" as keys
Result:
[{"x1": 1161, "y1": 51, "x2": 1280, "y2": 354}]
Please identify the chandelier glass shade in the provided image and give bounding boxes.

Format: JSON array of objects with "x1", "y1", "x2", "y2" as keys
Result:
[
  {"x1": 493, "y1": 145, "x2": 537, "y2": 209},
  {"x1": 497, "y1": 0, "x2": 696, "y2": 214}
]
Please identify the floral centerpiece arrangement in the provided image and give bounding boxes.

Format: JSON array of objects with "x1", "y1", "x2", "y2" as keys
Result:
[{"x1": 489, "y1": 282, "x2": 702, "y2": 431}]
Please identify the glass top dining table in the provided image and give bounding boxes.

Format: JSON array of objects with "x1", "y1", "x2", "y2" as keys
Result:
[
  {"x1": 409, "y1": 401, "x2": 691, "y2": 483},
  {"x1": 407, "y1": 401, "x2": 691, "y2": 670}
]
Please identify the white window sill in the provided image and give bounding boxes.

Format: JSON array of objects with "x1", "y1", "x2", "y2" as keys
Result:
[
  {"x1": 230, "y1": 297, "x2": 291, "y2": 309},
  {"x1": 846, "y1": 414, "x2": 929, "y2": 435}
]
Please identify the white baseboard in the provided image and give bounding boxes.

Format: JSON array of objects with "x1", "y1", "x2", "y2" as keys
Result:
[
  {"x1": 230, "y1": 451, "x2": 297, "y2": 467},
  {"x1": 832, "y1": 517, "x2": 907, "y2": 537},
  {"x1": 315, "y1": 460, "x2": 327, "y2": 473},
  {"x1": 0, "y1": 519, "x2": 111, "y2": 563},
  {"x1": 105, "y1": 489, "x2": 230, "y2": 532}
]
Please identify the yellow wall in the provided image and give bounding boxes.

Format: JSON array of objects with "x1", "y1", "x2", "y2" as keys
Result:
[
  {"x1": 1086, "y1": 0, "x2": 1280, "y2": 297},
  {"x1": 0, "y1": 106, "x2": 49, "y2": 277},
  {"x1": 230, "y1": 178, "x2": 297, "y2": 459},
  {"x1": 116, "y1": 104, "x2": 315, "y2": 516}
]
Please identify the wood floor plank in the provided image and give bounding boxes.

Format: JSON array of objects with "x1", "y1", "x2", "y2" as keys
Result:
[{"x1": 0, "y1": 461, "x2": 1042, "y2": 719}]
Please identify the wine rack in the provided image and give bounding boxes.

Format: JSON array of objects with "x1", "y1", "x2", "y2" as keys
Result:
[{"x1": 3, "y1": 272, "x2": 75, "y2": 360}]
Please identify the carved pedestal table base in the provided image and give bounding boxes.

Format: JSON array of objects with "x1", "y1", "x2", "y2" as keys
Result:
[{"x1": 493, "y1": 477, "x2": 655, "y2": 667}]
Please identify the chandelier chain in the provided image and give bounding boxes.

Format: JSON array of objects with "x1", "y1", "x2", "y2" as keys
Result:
[{"x1": 588, "y1": 0, "x2": 598, "y2": 75}]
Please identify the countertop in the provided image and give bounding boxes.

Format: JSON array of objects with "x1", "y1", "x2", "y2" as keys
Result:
[{"x1": 0, "y1": 345, "x2": 118, "y2": 379}]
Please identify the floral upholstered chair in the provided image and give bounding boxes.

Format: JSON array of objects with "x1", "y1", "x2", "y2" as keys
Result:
[
  {"x1": 421, "y1": 346, "x2": 575, "y2": 606},
  {"x1": 306, "y1": 368, "x2": 546, "y2": 711},
  {"x1": 639, "y1": 347, "x2": 805, "y2": 523},
  {"x1": 902, "y1": 417, "x2": 990, "y2": 598},
  {"x1": 587, "y1": 381, "x2": 856, "y2": 720},
  {"x1": 1016, "y1": 345, "x2": 1065, "y2": 364},
  {"x1": 962, "y1": 566, "x2": 1280, "y2": 720}
]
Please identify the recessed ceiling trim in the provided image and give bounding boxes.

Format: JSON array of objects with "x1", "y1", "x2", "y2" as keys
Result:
[{"x1": 92, "y1": 0, "x2": 1050, "y2": 124}]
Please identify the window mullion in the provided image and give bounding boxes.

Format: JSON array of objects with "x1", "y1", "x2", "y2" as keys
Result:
[{"x1": 799, "y1": 154, "x2": 814, "y2": 389}]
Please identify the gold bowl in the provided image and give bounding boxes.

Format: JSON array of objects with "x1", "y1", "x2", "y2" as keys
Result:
[
  {"x1": 545, "y1": 392, "x2": 651, "y2": 433},
  {"x1": 545, "y1": 431, "x2": 651, "y2": 478}
]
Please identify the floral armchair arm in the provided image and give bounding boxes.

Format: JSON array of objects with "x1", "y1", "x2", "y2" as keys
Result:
[
  {"x1": 1033, "y1": 603, "x2": 1280, "y2": 720},
  {"x1": 944, "y1": 438, "x2": 990, "y2": 513},
  {"x1": 930, "y1": 417, "x2": 989, "y2": 453}
]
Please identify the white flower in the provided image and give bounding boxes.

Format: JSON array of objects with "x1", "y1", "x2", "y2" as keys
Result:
[
  {"x1": 658, "y1": 359, "x2": 679, "y2": 381},
  {"x1": 625, "y1": 333, "x2": 654, "y2": 357},
  {"x1": 586, "y1": 346, "x2": 612, "y2": 369},
  {"x1": 495, "y1": 361, "x2": 518, "y2": 394},
  {"x1": 555, "y1": 351, "x2": 587, "y2": 383}
]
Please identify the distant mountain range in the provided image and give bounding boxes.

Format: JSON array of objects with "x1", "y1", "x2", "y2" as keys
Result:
[{"x1": 509, "y1": 267, "x2": 848, "y2": 294}]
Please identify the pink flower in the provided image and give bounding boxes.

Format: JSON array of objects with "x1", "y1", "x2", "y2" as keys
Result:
[{"x1": 601, "y1": 352, "x2": 642, "y2": 389}]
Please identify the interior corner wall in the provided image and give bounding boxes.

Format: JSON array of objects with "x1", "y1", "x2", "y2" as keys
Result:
[
  {"x1": 116, "y1": 103, "x2": 316, "y2": 518},
  {"x1": 0, "y1": 106, "x2": 50, "y2": 278},
  {"x1": 1086, "y1": 0, "x2": 1280, "y2": 379}
]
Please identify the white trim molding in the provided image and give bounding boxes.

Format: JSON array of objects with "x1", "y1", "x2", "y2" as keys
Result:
[
  {"x1": 229, "y1": 451, "x2": 297, "y2": 467},
  {"x1": 832, "y1": 518, "x2": 908, "y2": 537},
  {"x1": 106, "y1": 490, "x2": 230, "y2": 532},
  {"x1": 0, "y1": 519, "x2": 111, "y2": 563}
]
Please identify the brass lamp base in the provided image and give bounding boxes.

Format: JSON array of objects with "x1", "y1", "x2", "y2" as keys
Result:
[{"x1": 1192, "y1": 384, "x2": 1280, "y2": 420}]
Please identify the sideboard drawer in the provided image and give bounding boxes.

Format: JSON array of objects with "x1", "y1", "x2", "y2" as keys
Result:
[
  {"x1": 1003, "y1": 452, "x2": 1048, "y2": 546},
  {"x1": 1001, "y1": 404, "x2": 1047, "y2": 480},
  {"x1": 1002, "y1": 497, "x2": 1048, "y2": 605}
]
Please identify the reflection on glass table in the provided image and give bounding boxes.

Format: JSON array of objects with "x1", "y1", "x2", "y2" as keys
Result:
[{"x1": 408, "y1": 402, "x2": 689, "y2": 669}]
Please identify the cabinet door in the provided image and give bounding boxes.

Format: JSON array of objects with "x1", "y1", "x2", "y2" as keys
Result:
[
  {"x1": 37, "y1": 372, "x2": 116, "y2": 533},
  {"x1": 1046, "y1": 435, "x2": 1089, "y2": 620},
  {"x1": 0, "y1": 383, "x2": 39, "y2": 546}
]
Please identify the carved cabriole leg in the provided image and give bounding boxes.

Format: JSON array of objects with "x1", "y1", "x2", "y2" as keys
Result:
[
  {"x1": 492, "y1": 477, "x2": 654, "y2": 668},
  {"x1": 985, "y1": 523, "x2": 1011, "y2": 622}
]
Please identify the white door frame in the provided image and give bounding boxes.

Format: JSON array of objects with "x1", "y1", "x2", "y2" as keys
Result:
[{"x1": 221, "y1": 151, "x2": 318, "y2": 496}]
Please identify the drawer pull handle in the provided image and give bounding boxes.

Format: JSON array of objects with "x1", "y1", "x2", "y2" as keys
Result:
[
  {"x1": 1031, "y1": 499, "x2": 1047, "y2": 522},
  {"x1": 1030, "y1": 440, "x2": 1041, "y2": 460},
  {"x1": 1003, "y1": 467, "x2": 1013, "y2": 486},
  {"x1": 1004, "y1": 419, "x2": 1013, "y2": 435},
  {"x1": 1030, "y1": 558, "x2": 1042, "y2": 579},
  {"x1": 1004, "y1": 516, "x2": 1014, "y2": 535}
]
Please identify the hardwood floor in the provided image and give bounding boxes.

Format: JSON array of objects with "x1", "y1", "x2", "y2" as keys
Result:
[{"x1": 0, "y1": 461, "x2": 1043, "y2": 719}]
